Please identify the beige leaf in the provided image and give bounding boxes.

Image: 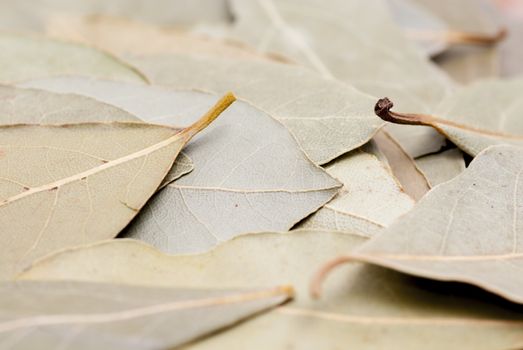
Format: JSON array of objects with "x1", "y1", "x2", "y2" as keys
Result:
[
  {"x1": 386, "y1": 0, "x2": 448, "y2": 56},
  {"x1": 0, "y1": 33, "x2": 146, "y2": 84},
  {"x1": 124, "y1": 54, "x2": 382, "y2": 164},
  {"x1": 0, "y1": 84, "x2": 194, "y2": 186},
  {"x1": 19, "y1": 231, "x2": 523, "y2": 349},
  {"x1": 416, "y1": 148, "x2": 466, "y2": 186},
  {"x1": 0, "y1": 93, "x2": 234, "y2": 278},
  {"x1": 45, "y1": 15, "x2": 282, "y2": 62},
  {"x1": 299, "y1": 150, "x2": 414, "y2": 235},
  {"x1": 22, "y1": 77, "x2": 342, "y2": 253},
  {"x1": 318, "y1": 145, "x2": 523, "y2": 303},
  {"x1": 0, "y1": 0, "x2": 231, "y2": 32},
  {"x1": 375, "y1": 79, "x2": 523, "y2": 156},
  {"x1": 0, "y1": 280, "x2": 291, "y2": 349},
  {"x1": 227, "y1": 0, "x2": 454, "y2": 157}
]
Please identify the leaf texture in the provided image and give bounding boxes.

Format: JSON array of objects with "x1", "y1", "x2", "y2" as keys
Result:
[
  {"x1": 18, "y1": 232, "x2": 523, "y2": 350},
  {"x1": 0, "y1": 93, "x2": 233, "y2": 278},
  {"x1": 0, "y1": 281, "x2": 291, "y2": 349},
  {"x1": 416, "y1": 148, "x2": 465, "y2": 186},
  {"x1": 332, "y1": 145, "x2": 523, "y2": 303},
  {"x1": 376, "y1": 79, "x2": 523, "y2": 156},
  {"x1": 21, "y1": 77, "x2": 343, "y2": 253},
  {"x1": 0, "y1": 84, "x2": 194, "y2": 186},
  {"x1": 123, "y1": 54, "x2": 382, "y2": 164},
  {"x1": 0, "y1": 33, "x2": 146, "y2": 84},
  {"x1": 299, "y1": 150, "x2": 414, "y2": 235}
]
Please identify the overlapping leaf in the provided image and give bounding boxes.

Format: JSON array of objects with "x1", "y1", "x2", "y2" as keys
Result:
[
  {"x1": 22, "y1": 77, "x2": 342, "y2": 253},
  {"x1": 0, "y1": 84, "x2": 194, "y2": 186},
  {"x1": 0, "y1": 93, "x2": 232, "y2": 278},
  {"x1": 0, "y1": 34, "x2": 146, "y2": 84},
  {"x1": 299, "y1": 150, "x2": 414, "y2": 235},
  {"x1": 328, "y1": 145, "x2": 523, "y2": 303},
  {"x1": 18, "y1": 231, "x2": 523, "y2": 350},
  {"x1": 376, "y1": 79, "x2": 523, "y2": 156},
  {"x1": 0, "y1": 280, "x2": 291, "y2": 349}
]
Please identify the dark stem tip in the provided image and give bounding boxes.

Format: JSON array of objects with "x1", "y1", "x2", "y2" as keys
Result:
[{"x1": 374, "y1": 97, "x2": 394, "y2": 120}]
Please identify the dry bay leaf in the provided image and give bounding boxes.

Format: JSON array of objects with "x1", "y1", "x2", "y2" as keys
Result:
[
  {"x1": 0, "y1": 93, "x2": 234, "y2": 278},
  {"x1": 416, "y1": 148, "x2": 466, "y2": 186},
  {"x1": 375, "y1": 79, "x2": 523, "y2": 156},
  {"x1": 0, "y1": 33, "x2": 146, "y2": 84},
  {"x1": 316, "y1": 145, "x2": 523, "y2": 303},
  {"x1": 22, "y1": 77, "x2": 342, "y2": 253},
  {"x1": 19, "y1": 231, "x2": 523, "y2": 350},
  {"x1": 299, "y1": 150, "x2": 415, "y2": 235},
  {"x1": 226, "y1": 0, "x2": 454, "y2": 157},
  {"x1": 123, "y1": 54, "x2": 383, "y2": 164},
  {"x1": 0, "y1": 84, "x2": 194, "y2": 187},
  {"x1": 0, "y1": 0, "x2": 231, "y2": 32},
  {"x1": 0, "y1": 280, "x2": 291, "y2": 349}
]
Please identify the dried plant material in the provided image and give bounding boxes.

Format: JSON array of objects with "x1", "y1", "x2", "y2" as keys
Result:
[
  {"x1": 19, "y1": 232, "x2": 523, "y2": 350},
  {"x1": 22, "y1": 77, "x2": 341, "y2": 253},
  {"x1": 45, "y1": 15, "x2": 282, "y2": 62},
  {"x1": 0, "y1": 84, "x2": 194, "y2": 187},
  {"x1": 0, "y1": 0, "x2": 231, "y2": 32},
  {"x1": 299, "y1": 150, "x2": 414, "y2": 235},
  {"x1": 0, "y1": 280, "x2": 291, "y2": 349},
  {"x1": 416, "y1": 148, "x2": 466, "y2": 186},
  {"x1": 371, "y1": 130, "x2": 430, "y2": 200},
  {"x1": 0, "y1": 33, "x2": 146, "y2": 84},
  {"x1": 313, "y1": 145, "x2": 523, "y2": 303},
  {"x1": 386, "y1": 0, "x2": 449, "y2": 56},
  {"x1": 375, "y1": 78, "x2": 523, "y2": 156},
  {"x1": 226, "y1": 0, "x2": 454, "y2": 158},
  {"x1": 0, "y1": 93, "x2": 234, "y2": 278},
  {"x1": 125, "y1": 55, "x2": 383, "y2": 164}
]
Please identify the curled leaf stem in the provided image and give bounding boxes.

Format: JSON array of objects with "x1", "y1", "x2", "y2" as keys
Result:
[{"x1": 310, "y1": 255, "x2": 354, "y2": 299}]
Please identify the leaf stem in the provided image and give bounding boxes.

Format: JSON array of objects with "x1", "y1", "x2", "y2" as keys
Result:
[
  {"x1": 181, "y1": 92, "x2": 237, "y2": 141},
  {"x1": 310, "y1": 255, "x2": 354, "y2": 299},
  {"x1": 406, "y1": 28, "x2": 507, "y2": 46}
]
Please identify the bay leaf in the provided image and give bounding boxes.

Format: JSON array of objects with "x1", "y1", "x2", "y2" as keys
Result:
[
  {"x1": 22, "y1": 77, "x2": 342, "y2": 253},
  {"x1": 0, "y1": 93, "x2": 234, "y2": 278},
  {"x1": 416, "y1": 148, "x2": 466, "y2": 186},
  {"x1": 226, "y1": 0, "x2": 454, "y2": 157},
  {"x1": 320, "y1": 145, "x2": 523, "y2": 303},
  {"x1": 0, "y1": 33, "x2": 146, "y2": 84},
  {"x1": 0, "y1": 280, "x2": 291, "y2": 349},
  {"x1": 45, "y1": 15, "x2": 281, "y2": 62},
  {"x1": 386, "y1": 0, "x2": 449, "y2": 56},
  {"x1": 0, "y1": 0, "x2": 231, "y2": 32},
  {"x1": 299, "y1": 150, "x2": 414, "y2": 235},
  {"x1": 0, "y1": 84, "x2": 194, "y2": 186},
  {"x1": 19, "y1": 231, "x2": 523, "y2": 349},
  {"x1": 123, "y1": 54, "x2": 382, "y2": 164},
  {"x1": 375, "y1": 78, "x2": 523, "y2": 156}
]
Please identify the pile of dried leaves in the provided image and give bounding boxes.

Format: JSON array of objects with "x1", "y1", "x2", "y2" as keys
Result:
[{"x1": 1, "y1": 0, "x2": 523, "y2": 349}]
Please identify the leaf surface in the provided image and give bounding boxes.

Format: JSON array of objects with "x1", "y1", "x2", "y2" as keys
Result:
[
  {"x1": 0, "y1": 84, "x2": 194, "y2": 186},
  {"x1": 18, "y1": 231, "x2": 523, "y2": 350},
  {"x1": 328, "y1": 145, "x2": 523, "y2": 303},
  {"x1": 0, "y1": 93, "x2": 233, "y2": 278},
  {"x1": 0, "y1": 280, "x2": 291, "y2": 349},
  {"x1": 299, "y1": 150, "x2": 414, "y2": 235},
  {"x1": 21, "y1": 77, "x2": 343, "y2": 254},
  {"x1": 0, "y1": 34, "x2": 146, "y2": 84},
  {"x1": 375, "y1": 79, "x2": 523, "y2": 156},
  {"x1": 416, "y1": 148, "x2": 465, "y2": 186}
]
